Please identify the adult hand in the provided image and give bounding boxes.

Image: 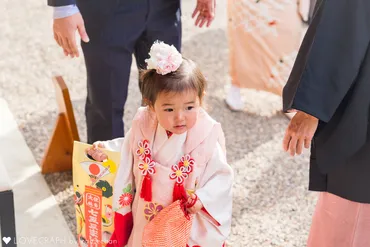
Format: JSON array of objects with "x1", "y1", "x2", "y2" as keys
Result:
[
  {"x1": 53, "y1": 12, "x2": 89, "y2": 58},
  {"x1": 192, "y1": 0, "x2": 216, "y2": 28},
  {"x1": 283, "y1": 111, "x2": 319, "y2": 156}
]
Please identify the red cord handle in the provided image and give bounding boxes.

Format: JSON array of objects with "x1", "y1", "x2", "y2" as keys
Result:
[{"x1": 186, "y1": 194, "x2": 198, "y2": 208}]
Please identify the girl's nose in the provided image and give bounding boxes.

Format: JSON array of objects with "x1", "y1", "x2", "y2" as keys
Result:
[{"x1": 175, "y1": 111, "x2": 184, "y2": 120}]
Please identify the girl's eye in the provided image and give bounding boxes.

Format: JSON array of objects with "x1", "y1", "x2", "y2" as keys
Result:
[
  {"x1": 187, "y1": 106, "x2": 194, "y2": 111},
  {"x1": 164, "y1": 108, "x2": 173, "y2": 112}
]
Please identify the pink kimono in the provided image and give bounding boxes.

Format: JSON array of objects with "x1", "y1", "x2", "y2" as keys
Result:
[{"x1": 104, "y1": 107, "x2": 233, "y2": 247}]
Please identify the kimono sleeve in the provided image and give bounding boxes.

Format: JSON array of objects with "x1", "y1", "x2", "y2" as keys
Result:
[
  {"x1": 111, "y1": 129, "x2": 135, "y2": 214},
  {"x1": 283, "y1": 0, "x2": 370, "y2": 122},
  {"x1": 195, "y1": 143, "x2": 233, "y2": 237},
  {"x1": 101, "y1": 138, "x2": 124, "y2": 152},
  {"x1": 106, "y1": 130, "x2": 135, "y2": 247}
]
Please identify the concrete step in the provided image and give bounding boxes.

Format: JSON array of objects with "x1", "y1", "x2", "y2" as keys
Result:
[{"x1": 0, "y1": 98, "x2": 77, "y2": 247}]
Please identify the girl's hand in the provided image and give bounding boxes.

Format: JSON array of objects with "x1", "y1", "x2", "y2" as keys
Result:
[
  {"x1": 186, "y1": 193, "x2": 203, "y2": 214},
  {"x1": 85, "y1": 141, "x2": 107, "y2": 161}
]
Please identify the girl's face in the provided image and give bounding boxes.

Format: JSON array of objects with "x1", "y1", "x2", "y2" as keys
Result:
[{"x1": 152, "y1": 90, "x2": 200, "y2": 135}]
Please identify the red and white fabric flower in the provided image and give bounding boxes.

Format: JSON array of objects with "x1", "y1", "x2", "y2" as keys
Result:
[
  {"x1": 169, "y1": 164, "x2": 189, "y2": 184},
  {"x1": 179, "y1": 154, "x2": 195, "y2": 173},
  {"x1": 138, "y1": 157, "x2": 156, "y2": 176},
  {"x1": 119, "y1": 193, "x2": 133, "y2": 207},
  {"x1": 136, "y1": 140, "x2": 151, "y2": 160}
]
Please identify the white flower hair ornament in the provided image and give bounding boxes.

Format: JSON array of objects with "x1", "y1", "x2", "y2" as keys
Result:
[{"x1": 145, "y1": 41, "x2": 183, "y2": 75}]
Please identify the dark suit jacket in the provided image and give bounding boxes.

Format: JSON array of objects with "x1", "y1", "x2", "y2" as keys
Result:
[{"x1": 283, "y1": 0, "x2": 370, "y2": 203}]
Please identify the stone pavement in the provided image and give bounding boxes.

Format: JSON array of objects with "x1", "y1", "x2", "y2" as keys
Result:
[{"x1": 0, "y1": 0, "x2": 316, "y2": 246}]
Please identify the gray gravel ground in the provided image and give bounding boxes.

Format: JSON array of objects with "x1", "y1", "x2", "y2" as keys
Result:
[{"x1": 0, "y1": 0, "x2": 316, "y2": 246}]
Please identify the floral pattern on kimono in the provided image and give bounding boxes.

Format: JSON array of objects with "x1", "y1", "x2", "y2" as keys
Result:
[{"x1": 104, "y1": 107, "x2": 233, "y2": 247}]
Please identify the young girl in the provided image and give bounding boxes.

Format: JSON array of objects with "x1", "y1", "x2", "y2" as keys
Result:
[{"x1": 87, "y1": 41, "x2": 233, "y2": 247}]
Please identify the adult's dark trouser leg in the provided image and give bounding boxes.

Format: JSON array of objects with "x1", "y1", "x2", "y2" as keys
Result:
[
  {"x1": 134, "y1": 0, "x2": 182, "y2": 73},
  {"x1": 82, "y1": 42, "x2": 133, "y2": 143},
  {"x1": 79, "y1": 1, "x2": 148, "y2": 143},
  {"x1": 146, "y1": 0, "x2": 182, "y2": 52}
]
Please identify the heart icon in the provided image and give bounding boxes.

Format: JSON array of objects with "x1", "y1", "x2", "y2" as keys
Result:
[{"x1": 2, "y1": 237, "x2": 11, "y2": 244}]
